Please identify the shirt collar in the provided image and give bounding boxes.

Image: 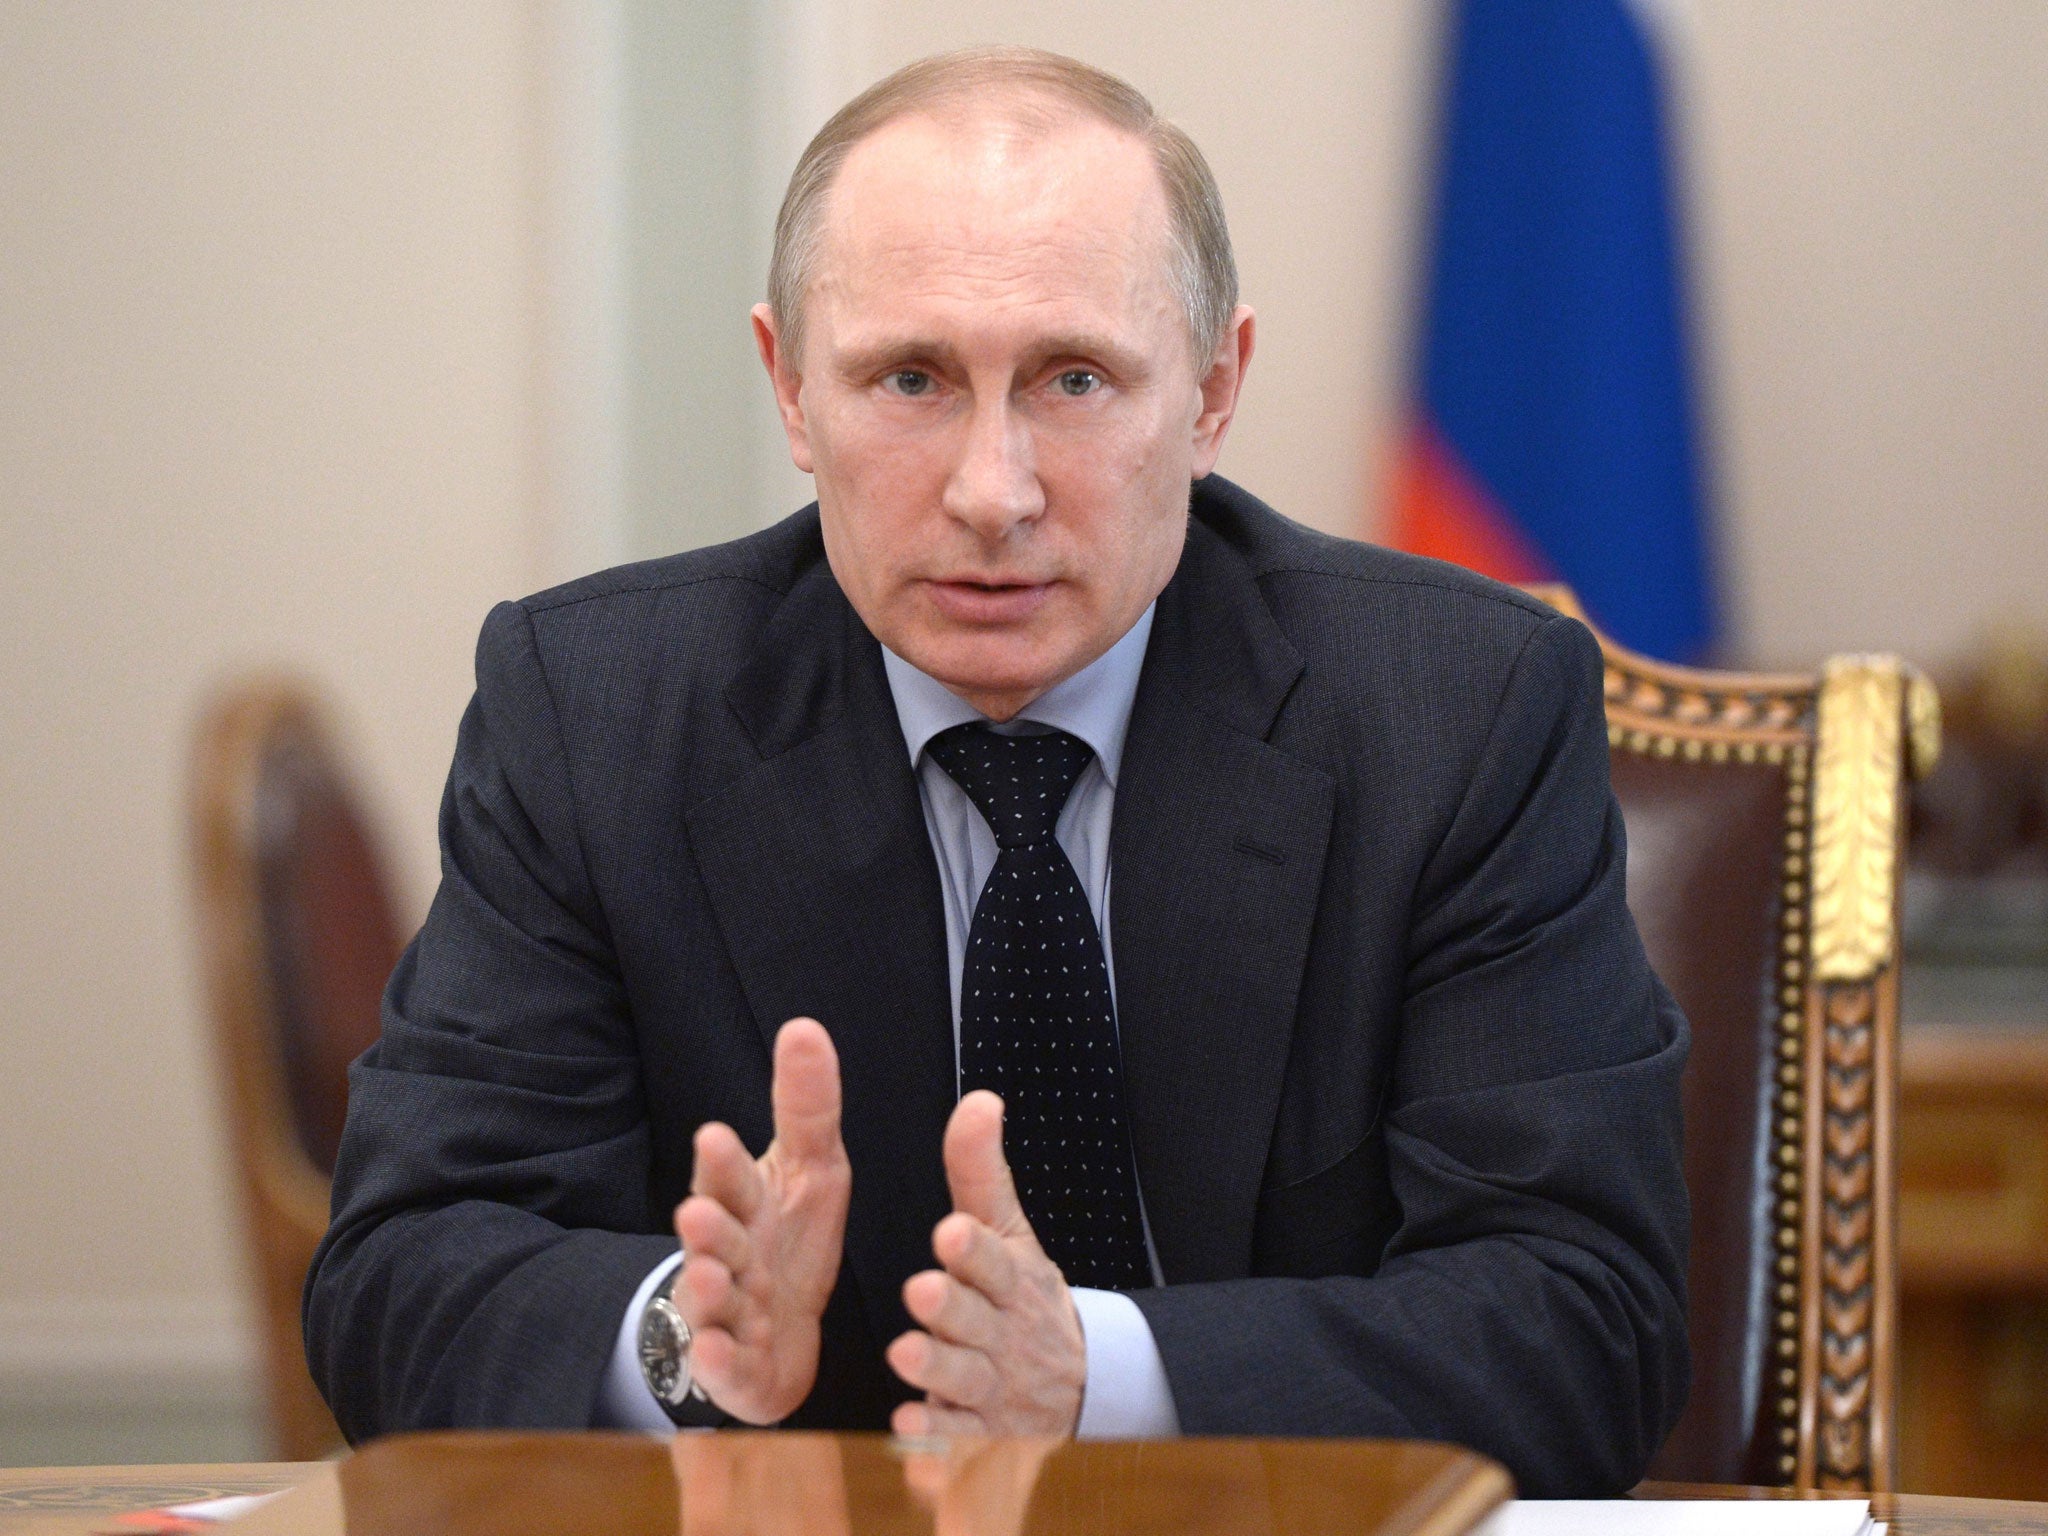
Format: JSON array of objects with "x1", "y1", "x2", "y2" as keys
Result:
[{"x1": 880, "y1": 602, "x2": 1156, "y2": 791}]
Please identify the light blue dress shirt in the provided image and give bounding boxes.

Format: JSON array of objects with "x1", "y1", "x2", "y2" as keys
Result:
[{"x1": 597, "y1": 604, "x2": 1179, "y2": 1437}]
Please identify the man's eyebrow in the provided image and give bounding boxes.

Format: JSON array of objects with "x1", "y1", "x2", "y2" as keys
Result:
[
  {"x1": 1031, "y1": 334, "x2": 1150, "y2": 374},
  {"x1": 830, "y1": 333, "x2": 1150, "y2": 377},
  {"x1": 830, "y1": 338, "x2": 962, "y2": 376}
]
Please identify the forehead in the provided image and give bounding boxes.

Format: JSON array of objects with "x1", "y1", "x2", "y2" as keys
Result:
[{"x1": 809, "y1": 107, "x2": 1177, "y2": 349}]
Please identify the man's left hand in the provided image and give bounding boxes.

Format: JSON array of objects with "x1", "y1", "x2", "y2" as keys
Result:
[{"x1": 886, "y1": 1090, "x2": 1087, "y2": 1436}]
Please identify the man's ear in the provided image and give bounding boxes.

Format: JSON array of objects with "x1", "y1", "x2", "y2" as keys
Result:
[
  {"x1": 753, "y1": 304, "x2": 815, "y2": 474},
  {"x1": 1190, "y1": 305, "x2": 1256, "y2": 480}
]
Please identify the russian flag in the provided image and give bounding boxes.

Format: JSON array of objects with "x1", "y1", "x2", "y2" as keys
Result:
[{"x1": 1388, "y1": 0, "x2": 1717, "y2": 662}]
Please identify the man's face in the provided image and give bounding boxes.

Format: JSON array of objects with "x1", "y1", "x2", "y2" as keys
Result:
[{"x1": 755, "y1": 106, "x2": 1252, "y2": 720}]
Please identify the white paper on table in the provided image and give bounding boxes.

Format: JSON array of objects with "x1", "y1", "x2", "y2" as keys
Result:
[
  {"x1": 1473, "y1": 1499, "x2": 1883, "y2": 1536},
  {"x1": 161, "y1": 1491, "x2": 282, "y2": 1522}
]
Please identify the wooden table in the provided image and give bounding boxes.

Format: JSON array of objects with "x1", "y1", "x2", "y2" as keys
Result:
[{"x1": 4, "y1": 1437, "x2": 2048, "y2": 1536}]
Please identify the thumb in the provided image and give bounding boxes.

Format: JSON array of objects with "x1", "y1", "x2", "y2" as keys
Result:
[
  {"x1": 943, "y1": 1090, "x2": 1029, "y2": 1237},
  {"x1": 771, "y1": 1017, "x2": 844, "y2": 1165}
]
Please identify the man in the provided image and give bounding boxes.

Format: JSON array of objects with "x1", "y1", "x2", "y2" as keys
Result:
[{"x1": 306, "y1": 47, "x2": 1689, "y2": 1494}]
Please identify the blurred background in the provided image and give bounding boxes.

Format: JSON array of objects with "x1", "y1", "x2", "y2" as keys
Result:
[{"x1": 1, "y1": 0, "x2": 2044, "y2": 1481}]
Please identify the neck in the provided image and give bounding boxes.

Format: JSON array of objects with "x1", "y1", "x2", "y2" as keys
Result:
[{"x1": 948, "y1": 683, "x2": 1043, "y2": 723}]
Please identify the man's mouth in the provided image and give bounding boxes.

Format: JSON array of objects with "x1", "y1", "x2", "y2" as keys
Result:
[{"x1": 924, "y1": 577, "x2": 1055, "y2": 624}]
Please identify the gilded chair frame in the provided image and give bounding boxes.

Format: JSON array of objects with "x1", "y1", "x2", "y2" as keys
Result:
[{"x1": 1528, "y1": 585, "x2": 1939, "y2": 1492}]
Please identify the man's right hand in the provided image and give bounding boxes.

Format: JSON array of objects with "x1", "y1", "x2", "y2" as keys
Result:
[{"x1": 672, "y1": 1017, "x2": 851, "y2": 1424}]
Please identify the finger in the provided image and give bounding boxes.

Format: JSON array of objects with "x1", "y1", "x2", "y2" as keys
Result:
[
  {"x1": 691, "y1": 1121, "x2": 765, "y2": 1225},
  {"x1": 675, "y1": 1195, "x2": 752, "y2": 1273},
  {"x1": 943, "y1": 1091, "x2": 1027, "y2": 1235},
  {"x1": 893, "y1": 1398, "x2": 987, "y2": 1439},
  {"x1": 772, "y1": 1018, "x2": 845, "y2": 1166},
  {"x1": 675, "y1": 1251, "x2": 739, "y2": 1331},
  {"x1": 904, "y1": 1266, "x2": 1003, "y2": 1348},
  {"x1": 933, "y1": 1212, "x2": 1022, "y2": 1309},
  {"x1": 887, "y1": 1330, "x2": 1000, "y2": 1409},
  {"x1": 688, "y1": 1322, "x2": 740, "y2": 1390},
  {"x1": 888, "y1": 1325, "x2": 1000, "y2": 1413}
]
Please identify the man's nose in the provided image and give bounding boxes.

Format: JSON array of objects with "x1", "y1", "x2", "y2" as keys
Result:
[{"x1": 941, "y1": 395, "x2": 1045, "y2": 540}]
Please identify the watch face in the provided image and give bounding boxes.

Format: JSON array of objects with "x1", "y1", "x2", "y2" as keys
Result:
[{"x1": 639, "y1": 1299, "x2": 688, "y2": 1404}]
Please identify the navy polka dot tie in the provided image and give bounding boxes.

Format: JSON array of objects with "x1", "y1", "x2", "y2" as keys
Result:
[{"x1": 925, "y1": 722, "x2": 1151, "y2": 1291}]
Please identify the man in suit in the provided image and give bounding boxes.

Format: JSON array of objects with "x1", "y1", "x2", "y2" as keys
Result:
[{"x1": 306, "y1": 47, "x2": 1689, "y2": 1494}]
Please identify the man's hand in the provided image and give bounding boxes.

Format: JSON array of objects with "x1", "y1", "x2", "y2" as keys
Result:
[
  {"x1": 886, "y1": 1090, "x2": 1087, "y2": 1436},
  {"x1": 672, "y1": 1017, "x2": 850, "y2": 1424}
]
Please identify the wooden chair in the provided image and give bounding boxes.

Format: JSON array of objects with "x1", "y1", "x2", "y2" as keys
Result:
[
  {"x1": 1526, "y1": 587, "x2": 1941, "y2": 1491},
  {"x1": 190, "y1": 679, "x2": 401, "y2": 1461}
]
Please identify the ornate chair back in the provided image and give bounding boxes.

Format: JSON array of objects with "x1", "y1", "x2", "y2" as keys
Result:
[
  {"x1": 190, "y1": 679, "x2": 400, "y2": 1460},
  {"x1": 1528, "y1": 586, "x2": 1938, "y2": 1492}
]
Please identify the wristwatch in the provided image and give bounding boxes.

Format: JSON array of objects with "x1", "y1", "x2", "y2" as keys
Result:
[{"x1": 638, "y1": 1261, "x2": 707, "y2": 1414}]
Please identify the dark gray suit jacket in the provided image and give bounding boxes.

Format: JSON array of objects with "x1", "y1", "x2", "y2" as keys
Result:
[{"x1": 305, "y1": 477, "x2": 1689, "y2": 1494}]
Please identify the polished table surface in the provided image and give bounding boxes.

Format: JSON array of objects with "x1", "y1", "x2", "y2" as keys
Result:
[
  {"x1": 4, "y1": 1436, "x2": 2048, "y2": 1536},
  {"x1": 0, "y1": 1436, "x2": 1508, "y2": 1536}
]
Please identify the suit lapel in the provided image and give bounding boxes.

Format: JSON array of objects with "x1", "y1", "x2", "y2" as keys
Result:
[
  {"x1": 685, "y1": 563, "x2": 954, "y2": 1352},
  {"x1": 1112, "y1": 515, "x2": 1336, "y2": 1283}
]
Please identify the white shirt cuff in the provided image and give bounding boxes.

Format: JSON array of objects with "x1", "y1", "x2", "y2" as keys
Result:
[
  {"x1": 1070, "y1": 1287, "x2": 1180, "y2": 1439},
  {"x1": 592, "y1": 1251, "x2": 684, "y2": 1431}
]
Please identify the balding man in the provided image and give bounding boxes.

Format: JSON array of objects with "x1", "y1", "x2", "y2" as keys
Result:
[{"x1": 307, "y1": 48, "x2": 1689, "y2": 1495}]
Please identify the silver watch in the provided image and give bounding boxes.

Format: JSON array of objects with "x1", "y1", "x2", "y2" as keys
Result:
[{"x1": 638, "y1": 1264, "x2": 705, "y2": 1410}]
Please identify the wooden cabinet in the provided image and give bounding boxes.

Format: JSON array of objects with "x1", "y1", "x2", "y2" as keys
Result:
[{"x1": 1900, "y1": 1029, "x2": 2048, "y2": 1495}]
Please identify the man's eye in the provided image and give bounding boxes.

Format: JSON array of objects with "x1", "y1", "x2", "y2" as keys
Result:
[
  {"x1": 1054, "y1": 370, "x2": 1102, "y2": 397},
  {"x1": 884, "y1": 370, "x2": 933, "y2": 397}
]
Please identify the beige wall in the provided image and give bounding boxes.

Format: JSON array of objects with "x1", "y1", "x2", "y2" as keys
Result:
[
  {"x1": 1, "y1": 0, "x2": 2044, "y2": 1417},
  {"x1": 1683, "y1": 1, "x2": 2048, "y2": 666},
  {"x1": 0, "y1": 3, "x2": 544, "y2": 1394}
]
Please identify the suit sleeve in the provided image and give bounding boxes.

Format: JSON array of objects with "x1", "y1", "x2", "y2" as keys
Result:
[
  {"x1": 303, "y1": 600, "x2": 679, "y2": 1440},
  {"x1": 1128, "y1": 613, "x2": 1690, "y2": 1496}
]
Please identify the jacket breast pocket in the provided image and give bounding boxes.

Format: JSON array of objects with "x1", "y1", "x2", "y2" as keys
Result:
[{"x1": 1250, "y1": 1133, "x2": 1395, "y2": 1279}]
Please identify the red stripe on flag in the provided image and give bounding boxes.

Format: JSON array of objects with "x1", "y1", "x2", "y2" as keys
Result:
[{"x1": 1386, "y1": 417, "x2": 1553, "y2": 584}]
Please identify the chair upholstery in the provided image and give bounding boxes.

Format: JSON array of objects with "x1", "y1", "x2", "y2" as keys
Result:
[
  {"x1": 1527, "y1": 586, "x2": 1940, "y2": 1492},
  {"x1": 190, "y1": 679, "x2": 400, "y2": 1461}
]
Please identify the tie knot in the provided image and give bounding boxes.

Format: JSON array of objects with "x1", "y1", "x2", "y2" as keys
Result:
[{"x1": 926, "y1": 723, "x2": 1094, "y2": 850}]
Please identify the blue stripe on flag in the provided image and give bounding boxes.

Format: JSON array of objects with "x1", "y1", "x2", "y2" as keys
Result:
[{"x1": 1417, "y1": 0, "x2": 1717, "y2": 661}]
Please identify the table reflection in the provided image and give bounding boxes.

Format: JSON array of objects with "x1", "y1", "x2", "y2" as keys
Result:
[
  {"x1": 671, "y1": 1432, "x2": 1065, "y2": 1536},
  {"x1": 332, "y1": 1429, "x2": 1494, "y2": 1536},
  {"x1": 673, "y1": 1432, "x2": 852, "y2": 1536},
  {"x1": 898, "y1": 1436, "x2": 1059, "y2": 1536}
]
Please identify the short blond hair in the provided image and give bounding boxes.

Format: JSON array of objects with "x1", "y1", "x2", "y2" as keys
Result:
[{"x1": 767, "y1": 46, "x2": 1237, "y2": 367}]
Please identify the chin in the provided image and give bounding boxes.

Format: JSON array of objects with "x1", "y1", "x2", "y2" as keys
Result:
[{"x1": 908, "y1": 634, "x2": 1066, "y2": 707}]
